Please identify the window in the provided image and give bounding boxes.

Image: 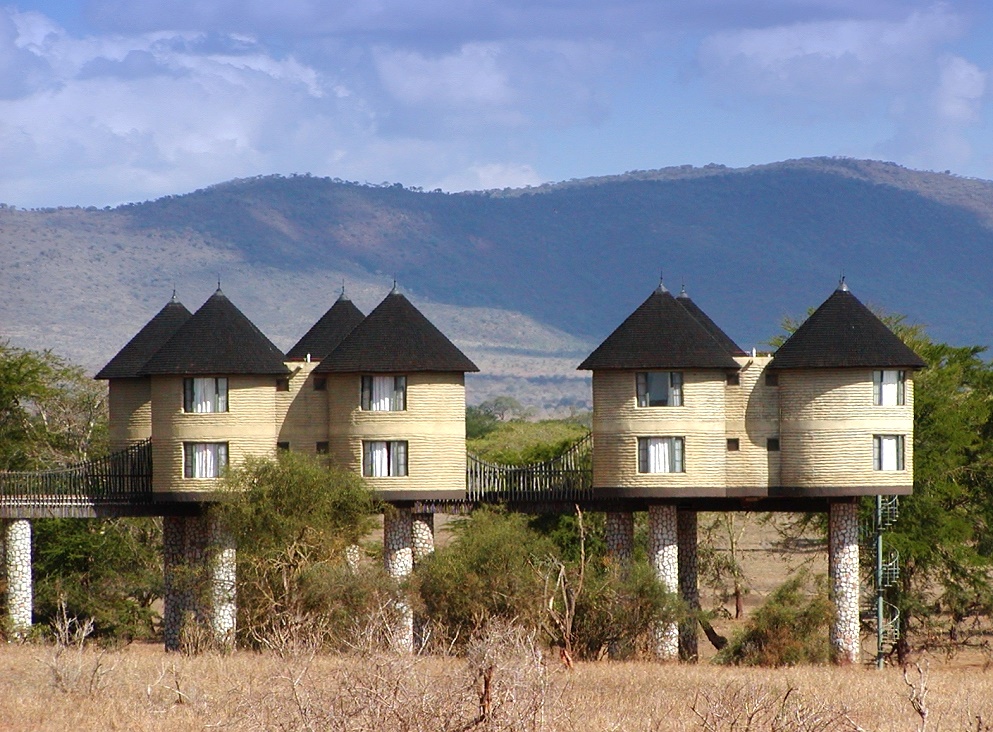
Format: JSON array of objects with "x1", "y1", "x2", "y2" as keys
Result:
[
  {"x1": 764, "y1": 372, "x2": 779, "y2": 387},
  {"x1": 767, "y1": 438, "x2": 780, "y2": 452},
  {"x1": 183, "y1": 442, "x2": 228, "y2": 478},
  {"x1": 873, "y1": 370, "x2": 906, "y2": 406},
  {"x1": 316, "y1": 441, "x2": 329, "y2": 455},
  {"x1": 183, "y1": 377, "x2": 227, "y2": 413},
  {"x1": 873, "y1": 435, "x2": 905, "y2": 471},
  {"x1": 726, "y1": 373, "x2": 740, "y2": 386},
  {"x1": 637, "y1": 437, "x2": 684, "y2": 473},
  {"x1": 276, "y1": 378, "x2": 290, "y2": 392},
  {"x1": 313, "y1": 377, "x2": 327, "y2": 391},
  {"x1": 277, "y1": 441, "x2": 289, "y2": 451},
  {"x1": 636, "y1": 372, "x2": 683, "y2": 407},
  {"x1": 727, "y1": 438, "x2": 740, "y2": 452},
  {"x1": 361, "y1": 375, "x2": 407, "y2": 411},
  {"x1": 363, "y1": 440, "x2": 408, "y2": 477}
]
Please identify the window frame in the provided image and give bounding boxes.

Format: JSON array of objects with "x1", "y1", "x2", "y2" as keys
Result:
[
  {"x1": 362, "y1": 440, "x2": 409, "y2": 477},
  {"x1": 636, "y1": 371, "x2": 683, "y2": 408},
  {"x1": 873, "y1": 370, "x2": 907, "y2": 406},
  {"x1": 183, "y1": 442, "x2": 228, "y2": 479},
  {"x1": 637, "y1": 436, "x2": 685, "y2": 474},
  {"x1": 361, "y1": 375, "x2": 407, "y2": 411},
  {"x1": 183, "y1": 377, "x2": 228, "y2": 413},
  {"x1": 873, "y1": 434, "x2": 906, "y2": 471}
]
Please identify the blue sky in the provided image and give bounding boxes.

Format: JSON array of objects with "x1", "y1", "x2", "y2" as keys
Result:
[{"x1": 1, "y1": 0, "x2": 992, "y2": 207}]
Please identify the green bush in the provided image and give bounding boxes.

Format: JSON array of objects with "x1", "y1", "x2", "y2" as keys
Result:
[
  {"x1": 716, "y1": 571, "x2": 833, "y2": 666},
  {"x1": 418, "y1": 508, "x2": 556, "y2": 646}
]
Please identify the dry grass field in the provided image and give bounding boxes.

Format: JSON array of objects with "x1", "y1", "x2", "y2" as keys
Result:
[{"x1": 2, "y1": 640, "x2": 993, "y2": 731}]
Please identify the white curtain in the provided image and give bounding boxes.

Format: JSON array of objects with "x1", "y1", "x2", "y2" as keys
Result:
[
  {"x1": 368, "y1": 441, "x2": 389, "y2": 476},
  {"x1": 193, "y1": 443, "x2": 226, "y2": 477},
  {"x1": 192, "y1": 377, "x2": 212, "y2": 413},
  {"x1": 880, "y1": 370, "x2": 899, "y2": 406},
  {"x1": 879, "y1": 435, "x2": 899, "y2": 470},
  {"x1": 370, "y1": 376, "x2": 393, "y2": 411},
  {"x1": 648, "y1": 437, "x2": 670, "y2": 473}
]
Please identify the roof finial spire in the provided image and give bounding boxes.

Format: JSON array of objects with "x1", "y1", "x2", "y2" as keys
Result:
[
  {"x1": 338, "y1": 278, "x2": 349, "y2": 301},
  {"x1": 171, "y1": 284, "x2": 177, "y2": 303},
  {"x1": 216, "y1": 273, "x2": 222, "y2": 294},
  {"x1": 391, "y1": 276, "x2": 398, "y2": 294},
  {"x1": 656, "y1": 270, "x2": 668, "y2": 293},
  {"x1": 678, "y1": 279, "x2": 688, "y2": 299},
  {"x1": 838, "y1": 273, "x2": 848, "y2": 292}
]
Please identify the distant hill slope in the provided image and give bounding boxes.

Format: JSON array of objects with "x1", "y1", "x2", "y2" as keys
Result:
[{"x1": 3, "y1": 157, "x2": 993, "y2": 409}]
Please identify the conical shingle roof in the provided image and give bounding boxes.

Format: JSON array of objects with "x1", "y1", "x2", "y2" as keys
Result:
[
  {"x1": 96, "y1": 297, "x2": 192, "y2": 379},
  {"x1": 578, "y1": 286, "x2": 741, "y2": 371},
  {"x1": 315, "y1": 290, "x2": 479, "y2": 373},
  {"x1": 676, "y1": 287, "x2": 746, "y2": 356},
  {"x1": 286, "y1": 293, "x2": 365, "y2": 361},
  {"x1": 768, "y1": 284, "x2": 927, "y2": 370},
  {"x1": 140, "y1": 289, "x2": 289, "y2": 376}
]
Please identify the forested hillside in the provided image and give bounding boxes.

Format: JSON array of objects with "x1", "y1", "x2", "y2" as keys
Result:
[{"x1": 3, "y1": 157, "x2": 993, "y2": 409}]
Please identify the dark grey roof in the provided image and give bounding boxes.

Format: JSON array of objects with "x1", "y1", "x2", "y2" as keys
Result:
[
  {"x1": 768, "y1": 284, "x2": 927, "y2": 370},
  {"x1": 286, "y1": 293, "x2": 365, "y2": 361},
  {"x1": 315, "y1": 290, "x2": 479, "y2": 373},
  {"x1": 578, "y1": 286, "x2": 741, "y2": 371},
  {"x1": 96, "y1": 297, "x2": 192, "y2": 379},
  {"x1": 676, "y1": 287, "x2": 747, "y2": 356},
  {"x1": 140, "y1": 289, "x2": 289, "y2": 376}
]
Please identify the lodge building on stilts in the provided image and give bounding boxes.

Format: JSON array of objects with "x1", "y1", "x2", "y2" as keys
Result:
[{"x1": 0, "y1": 278, "x2": 925, "y2": 663}]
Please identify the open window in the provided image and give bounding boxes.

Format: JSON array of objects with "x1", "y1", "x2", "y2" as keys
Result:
[
  {"x1": 183, "y1": 377, "x2": 227, "y2": 413},
  {"x1": 637, "y1": 436, "x2": 684, "y2": 473},
  {"x1": 361, "y1": 375, "x2": 407, "y2": 411},
  {"x1": 363, "y1": 440, "x2": 408, "y2": 477},
  {"x1": 636, "y1": 372, "x2": 683, "y2": 407}
]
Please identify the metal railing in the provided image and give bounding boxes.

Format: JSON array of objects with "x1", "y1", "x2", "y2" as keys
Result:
[{"x1": 467, "y1": 433, "x2": 593, "y2": 503}]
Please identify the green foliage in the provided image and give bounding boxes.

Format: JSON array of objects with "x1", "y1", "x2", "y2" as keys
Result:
[
  {"x1": 467, "y1": 419, "x2": 589, "y2": 464},
  {"x1": 465, "y1": 405, "x2": 499, "y2": 439},
  {"x1": 33, "y1": 518, "x2": 161, "y2": 641},
  {"x1": 217, "y1": 452, "x2": 380, "y2": 648},
  {"x1": 418, "y1": 508, "x2": 556, "y2": 643},
  {"x1": 0, "y1": 342, "x2": 107, "y2": 470},
  {"x1": 717, "y1": 572, "x2": 833, "y2": 666},
  {"x1": 570, "y1": 562, "x2": 681, "y2": 660}
]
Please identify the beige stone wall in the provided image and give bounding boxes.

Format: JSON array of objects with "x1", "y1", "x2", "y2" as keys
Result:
[
  {"x1": 725, "y1": 355, "x2": 781, "y2": 490},
  {"x1": 591, "y1": 370, "x2": 727, "y2": 490},
  {"x1": 107, "y1": 378, "x2": 152, "y2": 450},
  {"x1": 779, "y1": 369, "x2": 915, "y2": 489},
  {"x1": 276, "y1": 361, "x2": 329, "y2": 454},
  {"x1": 326, "y1": 372, "x2": 467, "y2": 495},
  {"x1": 150, "y1": 375, "x2": 278, "y2": 493}
]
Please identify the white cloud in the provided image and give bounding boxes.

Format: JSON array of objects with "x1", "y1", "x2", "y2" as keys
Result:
[
  {"x1": 697, "y1": 5, "x2": 964, "y2": 104},
  {"x1": 934, "y1": 54, "x2": 985, "y2": 124},
  {"x1": 373, "y1": 43, "x2": 513, "y2": 107}
]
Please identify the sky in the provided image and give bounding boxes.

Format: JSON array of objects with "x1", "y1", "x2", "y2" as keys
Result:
[{"x1": 1, "y1": 1, "x2": 992, "y2": 208}]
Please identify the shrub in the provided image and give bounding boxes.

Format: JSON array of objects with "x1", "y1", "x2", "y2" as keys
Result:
[
  {"x1": 418, "y1": 508, "x2": 556, "y2": 646},
  {"x1": 716, "y1": 571, "x2": 833, "y2": 666}
]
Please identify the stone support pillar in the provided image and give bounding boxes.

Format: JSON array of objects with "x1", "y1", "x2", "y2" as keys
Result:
[
  {"x1": 345, "y1": 544, "x2": 362, "y2": 573},
  {"x1": 383, "y1": 508, "x2": 414, "y2": 653},
  {"x1": 411, "y1": 513, "x2": 435, "y2": 565},
  {"x1": 5, "y1": 519, "x2": 32, "y2": 638},
  {"x1": 207, "y1": 514, "x2": 237, "y2": 649},
  {"x1": 648, "y1": 504, "x2": 679, "y2": 661},
  {"x1": 677, "y1": 509, "x2": 699, "y2": 662},
  {"x1": 829, "y1": 501, "x2": 860, "y2": 664},
  {"x1": 605, "y1": 512, "x2": 634, "y2": 565}
]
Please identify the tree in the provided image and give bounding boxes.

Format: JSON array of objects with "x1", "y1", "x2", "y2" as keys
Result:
[
  {"x1": 217, "y1": 452, "x2": 381, "y2": 649},
  {"x1": 0, "y1": 341, "x2": 107, "y2": 470}
]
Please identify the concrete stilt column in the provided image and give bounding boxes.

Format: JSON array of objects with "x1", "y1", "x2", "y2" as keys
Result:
[
  {"x1": 207, "y1": 514, "x2": 237, "y2": 649},
  {"x1": 829, "y1": 501, "x2": 861, "y2": 664},
  {"x1": 648, "y1": 504, "x2": 679, "y2": 661},
  {"x1": 411, "y1": 513, "x2": 435, "y2": 565},
  {"x1": 605, "y1": 512, "x2": 634, "y2": 565},
  {"x1": 677, "y1": 509, "x2": 699, "y2": 662},
  {"x1": 5, "y1": 519, "x2": 32, "y2": 638},
  {"x1": 383, "y1": 508, "x2": 414, "y2": 653},
  {"x1": 345, "y1": 544, "x2": 362, "y2": 573}
]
